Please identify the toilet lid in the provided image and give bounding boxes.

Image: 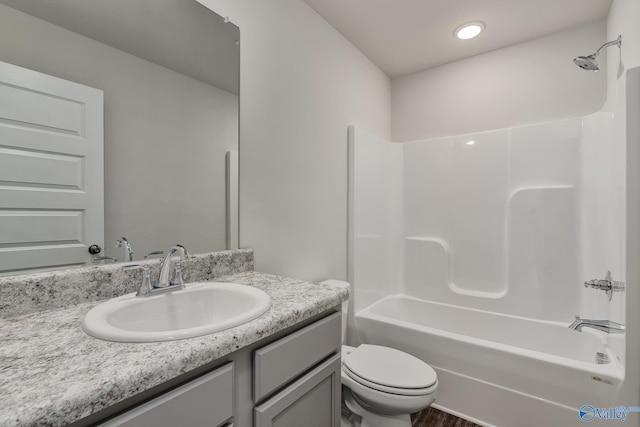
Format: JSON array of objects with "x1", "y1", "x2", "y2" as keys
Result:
[{"x1": 343, "y1": 344, "x2": 437, "y2": 390}]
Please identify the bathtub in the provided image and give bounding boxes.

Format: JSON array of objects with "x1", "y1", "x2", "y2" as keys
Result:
[{"x1": 354, "y1": 295, "x2": 624, "y2": 427}]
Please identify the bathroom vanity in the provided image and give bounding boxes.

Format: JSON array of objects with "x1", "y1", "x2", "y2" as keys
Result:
[
  {"x1": 0, "y1": 249, "x2": 347, "y2": 427},
  {"x1": 97, "y1": 311, "x2": 342, "y2": 427}
]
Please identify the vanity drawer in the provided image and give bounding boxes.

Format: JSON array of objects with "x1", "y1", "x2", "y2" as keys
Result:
[
  {"x1": 254, "y1": 352, "x2": 342, "y2": 427},
  {"x1": 253, "y1": 311, "x2": 341, "y2": 402},
  {"x1": 100, "y1": 363, "x2": 234, "y2": 427}
]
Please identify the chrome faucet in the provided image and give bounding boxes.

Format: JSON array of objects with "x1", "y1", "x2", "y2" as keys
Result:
[
  {"x1": 123, "y1": 264, "x2": 153, "y2": 297},
  {"x1": 116, "y1": 237, "x2": 134, "y2": 262},
  {"x1": 568, "y1": 315, "x2": 625, "y2": 334},
  {"x1": 584, "y1": 271, "x2": 625, "y2": 301},
  {"x1": 157, "y1": 244, "x2": 190, "y2": 289},
  {"x1": 124, "y1": 244, "x2": 189, "y2": 297}
]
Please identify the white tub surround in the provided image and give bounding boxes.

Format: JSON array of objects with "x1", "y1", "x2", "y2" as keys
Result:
[
  {"x1": 0, "y1": 250, "x2": 347, "y2": 426},
  {"x1": 348, "y1": 112, "x2": 626, "y2": 425},
  {"x1": 349, "y1": 114, "x2": 624, "y2": 322}
]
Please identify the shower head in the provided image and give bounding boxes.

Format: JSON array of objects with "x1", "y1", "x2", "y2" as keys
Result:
[
  {"x1": 573, "y1": 35, "x2": 622, "y2": 72},
  {"x1": 574, "y1": 54, "x2": 600, "y2": 71}
]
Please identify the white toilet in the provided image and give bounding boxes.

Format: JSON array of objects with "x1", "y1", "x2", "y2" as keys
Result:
[{"x1": 321, "y1": 280, "x2": 438, "y2": 427}]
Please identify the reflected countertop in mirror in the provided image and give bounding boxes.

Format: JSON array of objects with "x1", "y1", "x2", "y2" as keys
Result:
[{"x1": 0, "y1": 0, "x2": 240, "y2": 276}]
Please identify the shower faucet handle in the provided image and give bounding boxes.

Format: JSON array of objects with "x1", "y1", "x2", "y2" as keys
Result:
[{"x1": 584, "y1": 271, "x2": 625, "y2": 301}]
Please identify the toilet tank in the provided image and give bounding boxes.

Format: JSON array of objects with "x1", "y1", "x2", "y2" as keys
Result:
[{"x1": 320, "y1": 280, "x2": 351, "y2": 344}]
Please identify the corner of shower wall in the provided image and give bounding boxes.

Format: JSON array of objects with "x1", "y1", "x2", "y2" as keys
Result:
[
  {"x1": 347, "y1": 125, "x2": 403, "y2": 317},
  {"x1": 350, "y1": 112, "x2": 627, "y2": 327}
]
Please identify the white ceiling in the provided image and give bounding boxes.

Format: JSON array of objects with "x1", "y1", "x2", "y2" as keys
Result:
[{"x1": 302, "y1": 0, "x2": 613, "y2": 78}]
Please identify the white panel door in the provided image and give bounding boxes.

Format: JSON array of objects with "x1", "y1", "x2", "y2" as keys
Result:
[{"x1": 0, "y1": 61, "x2": 104, "y2": 274}]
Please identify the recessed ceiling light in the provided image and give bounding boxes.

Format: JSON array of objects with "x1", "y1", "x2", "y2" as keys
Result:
[{"x1": 455, "y1": 22, "x2": 485, "y2": 40}]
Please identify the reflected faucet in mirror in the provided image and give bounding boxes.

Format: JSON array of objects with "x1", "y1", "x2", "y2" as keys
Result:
[{"x1": 116, "y1": 237, "x2": 134, "y2": 263}]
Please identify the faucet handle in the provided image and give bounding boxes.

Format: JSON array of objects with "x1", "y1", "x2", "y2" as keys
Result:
[
  {"x1": 92, "y1": 255, "x2": 118, "y2": 264},
  {"x1": 583, "y1": 271, "x2": 625, "y2": 301},
  {"x1": 124, "y1": 264, "x2": 153, "y2": 297},
  {"x1": 171, "y1": 260, "x2": 186, "y2": 289}
]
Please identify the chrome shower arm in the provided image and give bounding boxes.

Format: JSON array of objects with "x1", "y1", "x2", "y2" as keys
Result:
[{"x1": 594, "y1": 35, "x2": 622, "y2": 57}]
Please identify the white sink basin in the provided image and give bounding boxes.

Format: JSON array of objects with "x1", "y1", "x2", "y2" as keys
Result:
[{"x1": 82, "y1": 282, "x2": 271, "y2": 342}]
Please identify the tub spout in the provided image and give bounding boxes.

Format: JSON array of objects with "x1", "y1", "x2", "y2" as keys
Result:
[{"x1": 569, "y1": 315, "x2": 625, "y2": 334}]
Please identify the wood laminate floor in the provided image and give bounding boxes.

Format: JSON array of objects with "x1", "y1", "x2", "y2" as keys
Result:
[{"x1": 412, "y1": 407, "x2": 482, "y2": 427}]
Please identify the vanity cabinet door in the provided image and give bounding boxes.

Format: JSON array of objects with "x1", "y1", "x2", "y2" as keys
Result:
[
  {"x1": 254, "y1": 353, "x2": 341, "y2": 427},
  {"x1": 99, "y1": 363, "x2": 233, "y2": 427},
  {"x1": 253, "y1": 311, "x2": 341, "y2": 402}
]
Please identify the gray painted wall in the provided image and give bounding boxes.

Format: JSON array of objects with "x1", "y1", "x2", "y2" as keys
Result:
[{"x1": 198, "y1": 0, "x2": 392, "y2": 282}]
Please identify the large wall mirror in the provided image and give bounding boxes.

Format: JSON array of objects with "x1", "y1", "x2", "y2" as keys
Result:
[{"x1": 0, "y1": 0, "x2": 239, "y2": 275}]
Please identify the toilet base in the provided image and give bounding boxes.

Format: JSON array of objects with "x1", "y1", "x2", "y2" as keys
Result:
[{"x1": 343, "y1": 388, "x2": 413, "y2": 427}]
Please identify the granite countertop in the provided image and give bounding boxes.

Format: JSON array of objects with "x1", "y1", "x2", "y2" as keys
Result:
[{"x1": 0, "y1": 271, "x2": 347, "y2": 427}]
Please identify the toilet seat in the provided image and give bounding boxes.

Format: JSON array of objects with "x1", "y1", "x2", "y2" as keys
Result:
[
  {"x1": 343, "y1": 365, "x2": 437, "y2": 396},
  {"x1": 343, "y1": 344, "x2": 437, "y2": 394},
  {"x1": 341, "y1": 369, "x2": 437, "y2": 415}
]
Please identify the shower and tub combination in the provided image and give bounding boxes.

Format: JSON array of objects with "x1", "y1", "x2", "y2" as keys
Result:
[{"x1": 347, "y1": 41, "x2": 630, "y2": 426}]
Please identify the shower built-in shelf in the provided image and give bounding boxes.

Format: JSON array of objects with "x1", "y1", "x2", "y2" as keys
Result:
[{"x1": 404, "y1": 236, "x2": 506, "y2": 299}]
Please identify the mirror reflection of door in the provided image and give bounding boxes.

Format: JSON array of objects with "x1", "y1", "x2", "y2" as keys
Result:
[
  {"x1": 0, "y1": 0, "x2": 240, "y2": 273},
  {"x1": 0, "y1": 61, "x2": 104, "y2": 274}
]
